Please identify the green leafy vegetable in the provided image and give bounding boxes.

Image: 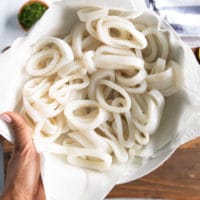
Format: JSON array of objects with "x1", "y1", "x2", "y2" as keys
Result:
[{"x1": 18, "y1": 1, "x2": 48, "y2": 30}]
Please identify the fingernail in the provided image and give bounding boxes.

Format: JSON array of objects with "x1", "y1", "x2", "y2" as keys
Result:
[{"x1": 0, "y1": 114, "x2": 12, "y2": 123}]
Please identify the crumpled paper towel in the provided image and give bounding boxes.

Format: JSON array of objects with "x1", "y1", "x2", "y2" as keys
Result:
[{"x1": 0, "y1": 0, "x2": 200, "y2": 200}]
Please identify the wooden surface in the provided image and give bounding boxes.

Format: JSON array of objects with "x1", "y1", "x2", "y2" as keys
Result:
[
  {"x1": 1, "y1": 136, "x2": 200, "y2": 199},
  {"x1": 108, "y1": 137, "x2": 200, "y2": 200}
]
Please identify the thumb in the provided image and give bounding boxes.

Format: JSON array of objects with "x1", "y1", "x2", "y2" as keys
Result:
[
  {"x1": 0, "y1": 112, "x2": 33, "y2": 150},
  {"x1": 35, "y1": 177, "x2": 46, "y2": 200}
]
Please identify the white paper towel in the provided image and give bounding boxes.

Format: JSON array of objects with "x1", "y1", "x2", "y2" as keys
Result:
[{"x1": 0, "y1": 0, "x2": 200, "y2": 200}]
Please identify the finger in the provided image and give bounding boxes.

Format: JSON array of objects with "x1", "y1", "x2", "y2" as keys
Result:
[{"x1": 0, "y1": 112, "x2": 33, "y2": 150}]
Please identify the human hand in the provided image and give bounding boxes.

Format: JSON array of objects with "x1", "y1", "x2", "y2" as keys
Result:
[{"x1": 0, "y1": 112, "x2": 45, "y2": 200}]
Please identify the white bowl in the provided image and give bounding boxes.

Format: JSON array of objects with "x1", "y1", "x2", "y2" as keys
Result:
[{"x1": 0, "y1": 2, "x2": 199, "y2": 200}]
